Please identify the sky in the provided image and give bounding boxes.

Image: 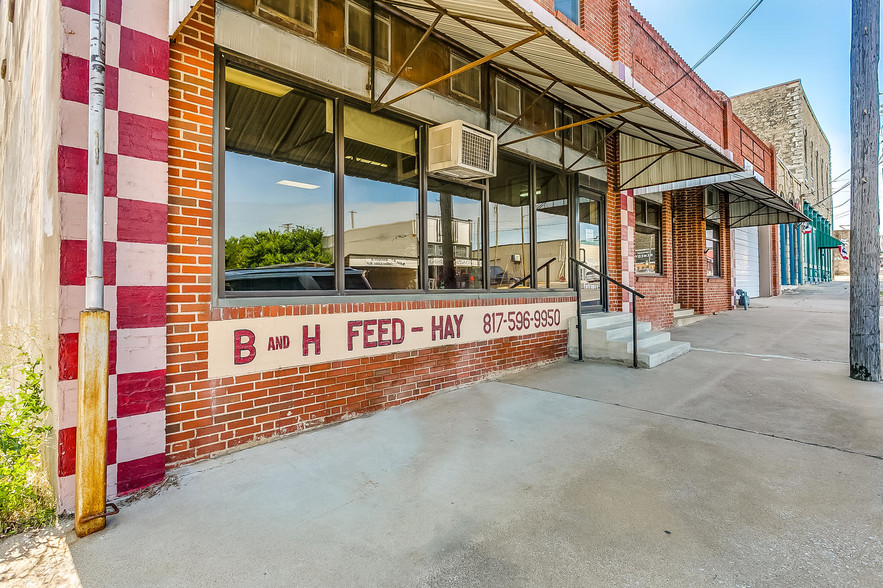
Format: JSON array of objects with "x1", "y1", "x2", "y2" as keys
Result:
[{"x1": 629, "y1": 0, "x2": 872, "y2": 231}]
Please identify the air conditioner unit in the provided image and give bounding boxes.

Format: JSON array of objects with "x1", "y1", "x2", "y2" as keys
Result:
[{"x1": 427, "y1": 120, "x2": 497, "y2": 180}]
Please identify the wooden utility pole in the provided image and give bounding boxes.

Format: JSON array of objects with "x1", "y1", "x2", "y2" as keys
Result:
[{"x1": 849, "y1": 0, "x2": 881, "y2": 381}]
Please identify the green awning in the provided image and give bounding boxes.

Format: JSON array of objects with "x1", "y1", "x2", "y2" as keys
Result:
[{"x1": 815, "y1": 231, "x2": 844, "y2": 249}]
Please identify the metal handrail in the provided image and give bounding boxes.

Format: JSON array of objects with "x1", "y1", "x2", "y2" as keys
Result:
[
  {"x1": 570, "y1": 257, "x2": 645, "y2": 369},
  {"x1": 508, "y1": 257, "x2": 556, "y2": 289}
]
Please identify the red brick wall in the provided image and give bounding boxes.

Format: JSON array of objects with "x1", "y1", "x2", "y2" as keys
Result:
[
  {"x1": 670, "y1": 188, "x2": 733, "y2": 315},
  {"x1": 165, "y1": 1, "x2": 573, "y2": 469},
  {"x1": 635, "y1": 192, "x2": 674, "y2": 328},
  {"x1": 627, "y1": 6, "x2": 724, "y2": 147}
]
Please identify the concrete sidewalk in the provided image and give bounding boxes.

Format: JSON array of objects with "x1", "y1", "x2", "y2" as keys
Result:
[{"x1": 3, "y1": 281, "x2": 882, "y2": 587}]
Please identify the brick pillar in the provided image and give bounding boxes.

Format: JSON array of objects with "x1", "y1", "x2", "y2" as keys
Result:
[
  {"x1": 166, "y1": 0, "x2": 215, "y2": 465},
  {"x1": 606, "y1": 133, "x2": 623, "y2": 311}
]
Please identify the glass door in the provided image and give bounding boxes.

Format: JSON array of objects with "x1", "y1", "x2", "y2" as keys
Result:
[{"x1": 577, "y1": 188, "x2": 606, "y2": 310}]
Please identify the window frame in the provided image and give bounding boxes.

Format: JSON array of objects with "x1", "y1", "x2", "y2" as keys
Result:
[
  {"x1": 345, "y1": 0, "x2": 391, "y2": 66},
  {"x1": 705, "y1": 221, "x2": 721, "y2": 278},
  {"x1": 554, "y1": 107, "x2": 574, "y2": 144},
  {"x1": 494, "y1": 77, "x2": 522, "y2": 119},
  {"x1": 634, "y1": 197, "x2": 662, "y2": 275},
  {"x1": 214, "y1": 55, "x2": 579, "y2": 303},
  {"x1": 450, "y1": 53, "x2": 481, "y2": 103},
  {"x1": 259, "y1": 0, "x2": 318, "y2": 32},
  {"x1": 554, "y1": 0, "x2": 580, "y2": 25}
]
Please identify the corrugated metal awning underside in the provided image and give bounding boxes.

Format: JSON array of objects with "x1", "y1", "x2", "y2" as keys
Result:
[
  {"x1": 376, "y1": 0, "x2": 740, "y2": 189},
  {"x1": 633, "y1": 171, "x2": 810, "y2": 228}
]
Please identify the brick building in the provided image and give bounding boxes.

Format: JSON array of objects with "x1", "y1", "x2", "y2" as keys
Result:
[
  {"x1": 0, "y1": 0, "x2": 807, "y2": 511},
  {"x1": 731, "y1": 80, "x2": 839, "y2": 285}
]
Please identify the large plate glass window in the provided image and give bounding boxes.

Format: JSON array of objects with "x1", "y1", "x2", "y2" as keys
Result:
[
  {"x1": 704, "y1": 187, "x2": 721, "y2": 277},
  {"x1": 427, "y1": 179, "x2": 484, "y2": 289},
  {"x1": 346, "y1": 0, "x2": 390, "y2": 64},
  {"x1": 535, "y1": 167, "x2": 569, "y2": 289},
  {"x1": 261, "y1": 0, "x2": 316, "y2": 29},
  {"x1": 577, "y1": 188, "x2": 604, "y2": 307},
  {"x1": 450, "y1": 54, "x2": 481, "y2": 102},
  {"x1": 343, "y1": 107, "x2": 419, "y2": 290},
  {"x1": 495, "y1": 77, "x2": 521, "y2": 119},
  {"x1": 489, "y1": 156, "x2": 531, "y2": 289},
  {"x1": 705, "y1": 222, "x2": 721, "y2": 277},
  {"x1": 223, "y1": 65, "x2": 336, "y2": 293},
  {"x1": 635, "y1": 198, "x2": 662, "y2": 274}
]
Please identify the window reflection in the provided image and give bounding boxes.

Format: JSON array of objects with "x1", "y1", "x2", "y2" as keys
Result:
[
  {"x1": 343, "y1": 108, "x2": 419, "y2": 290},
  {"x1": 489, "y1": 157, "x2": 530, "y2": 289},
  {"x1": 427, "y1": 179, "x2": 483, "y2": 289},
  {"x1": 223, "y1": 68, "x2": 335, "y2": 292},
  {"x1": 535, "y1": 168, "x2": 569, "y2": 289}
]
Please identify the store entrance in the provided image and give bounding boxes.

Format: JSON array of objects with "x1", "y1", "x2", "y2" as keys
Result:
[{"x1": 576, "y1": 188, "x2": 607, "y2": 310}]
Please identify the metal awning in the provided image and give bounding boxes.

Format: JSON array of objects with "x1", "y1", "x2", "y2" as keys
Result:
[
  {"x1": 373, "y1": 0, "x2": 740, "y2": 189},
  {"x1": 633, "y1": 170, "x2": 810, "y2": 228},
  {"x1": 815, "y1": 232, "x2": 844, "y2": 249}
]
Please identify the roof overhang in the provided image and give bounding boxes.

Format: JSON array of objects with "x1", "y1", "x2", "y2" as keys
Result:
[
  {"x1": 375, "y1": 0, "x2": 740, "y2": 188},
  {"x1": 633, "y1": 170, "x2": 811, "y2": 228}
]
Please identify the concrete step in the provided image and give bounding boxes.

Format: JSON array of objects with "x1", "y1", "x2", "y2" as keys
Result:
[
  {"x1": 567, "y1": 313, "x2": 691, "y2": 368},
  {"x1": 639, "y1": 340, "x2": 691, "y2": 368},
  {"x1": 674, "y1": 313, "x2": 709, "y2": 328},
  {"x1": 673, "y1": 308, "x2": 695, "y2": 319},
  {"x1": 672, "y1": 303, "x2": 681, "y2": 310},
  {"x1": 580, "y1": 311, "x2": 632, "y2": 329},
  {"x1": 581, "y1": 320, "x2": 652, "y2": 345},
  {"x1": 606, "y1": 330, "x2": 671, "y2": 353}
]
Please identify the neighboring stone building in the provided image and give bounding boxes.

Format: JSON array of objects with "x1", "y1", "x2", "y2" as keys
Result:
[{"x1": 731, "y1": 80, "x2": 838, "y2": 286}]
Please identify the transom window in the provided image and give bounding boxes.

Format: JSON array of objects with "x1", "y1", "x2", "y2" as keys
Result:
[
  {"x1": 554, "y1": 108, "x2": 574, "y2": 143},
  {"x1": 450, "y1": 54, "x2": 481, "y2": 102},
  {"x1": 260, "y1": 0, "x2": 316, "y2": 29},
  {"x1": 495, "y1": 77, "x2": 521, "y2": 119},
  {"x1": 346, "y1": 0, "x2": 391, "y2": 64},
  {"x1": 635, "y1": 198, "x2": 662, "y2": 274}
]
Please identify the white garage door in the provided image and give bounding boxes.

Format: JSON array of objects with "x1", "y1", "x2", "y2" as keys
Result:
[{"x1": 733, "y1": 226, "x2": 760, "y2": 298}]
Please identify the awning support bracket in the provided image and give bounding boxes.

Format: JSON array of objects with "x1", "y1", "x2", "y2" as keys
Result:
[
  {"x1": 565, "y1": 121, "x2": 626, "y2": 172},
  {"x1": 498, "y1": 80, "x2": 557, "y2": 140},
  {"x1": 572, "y1": 145, "x2": 702, "y2": 174},
  {"x1": 499, "y1": 105, "x2": 643, "y2": 147},
  {"x1": 372, "y1": 12, "x2": 444, "y2": 110},
  {"x1": 373, "y1": 30, "x2": 543, "y2": 112}
]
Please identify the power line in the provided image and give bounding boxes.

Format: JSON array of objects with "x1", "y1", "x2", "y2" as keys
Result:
[{"x1": 652, "y1": 0, "x2": 765, "y2": 101}]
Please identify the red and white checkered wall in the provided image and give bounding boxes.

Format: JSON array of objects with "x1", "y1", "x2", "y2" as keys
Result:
[{"x1": 55, "y1": 0, "x2": 169, "y2": 510}]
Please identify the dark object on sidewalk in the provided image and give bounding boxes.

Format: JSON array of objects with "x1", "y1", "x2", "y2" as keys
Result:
[{"x1": 736, "y1": 289, "x2": 750, "y2": 310}]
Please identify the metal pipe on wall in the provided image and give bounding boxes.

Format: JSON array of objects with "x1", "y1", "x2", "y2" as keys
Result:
[{"x1": 76, "y1": 0, "x2": 112, "y2": 538}]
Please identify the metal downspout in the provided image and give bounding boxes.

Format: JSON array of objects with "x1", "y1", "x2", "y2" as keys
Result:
[{"x1": 75, "y1": 0, "x2": 113, "y2": 537}]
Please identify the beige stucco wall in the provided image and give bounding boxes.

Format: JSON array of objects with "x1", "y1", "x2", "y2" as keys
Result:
[{"x1": 0, "y1": 0, "x2": 62, "y2": 486}]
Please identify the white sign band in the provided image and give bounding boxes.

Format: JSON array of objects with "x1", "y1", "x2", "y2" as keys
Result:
[{"x1": 207, "y1": 302, "x2": 576, "y2": 378}]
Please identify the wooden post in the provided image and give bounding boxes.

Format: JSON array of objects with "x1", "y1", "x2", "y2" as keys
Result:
[{"x1": 849, "y1": 0, "x2": 881, "y2": 381}]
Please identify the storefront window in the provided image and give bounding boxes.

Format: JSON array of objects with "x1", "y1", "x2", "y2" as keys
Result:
[
  {"x1": 427, "y1": 179, "x2": 484, "y2": 290},
  {"x1": 223, "y1": 66, "x2": 335, "y2": 292},
  {"x1": 535, "y1": 167, "x2": 569, "y2": 289},
  {"x1": 635, "y1": 198, "x2": 661, "y2": 274},
  {"x1": 706, "y1": 222, "x2": 721, "y2": 277},
  {"x1": 489, "y1": 157, "x2": 531, "y2": 289},
  {"x1": 343, "y1": 108, "x2": 419, "y2": 290}
]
